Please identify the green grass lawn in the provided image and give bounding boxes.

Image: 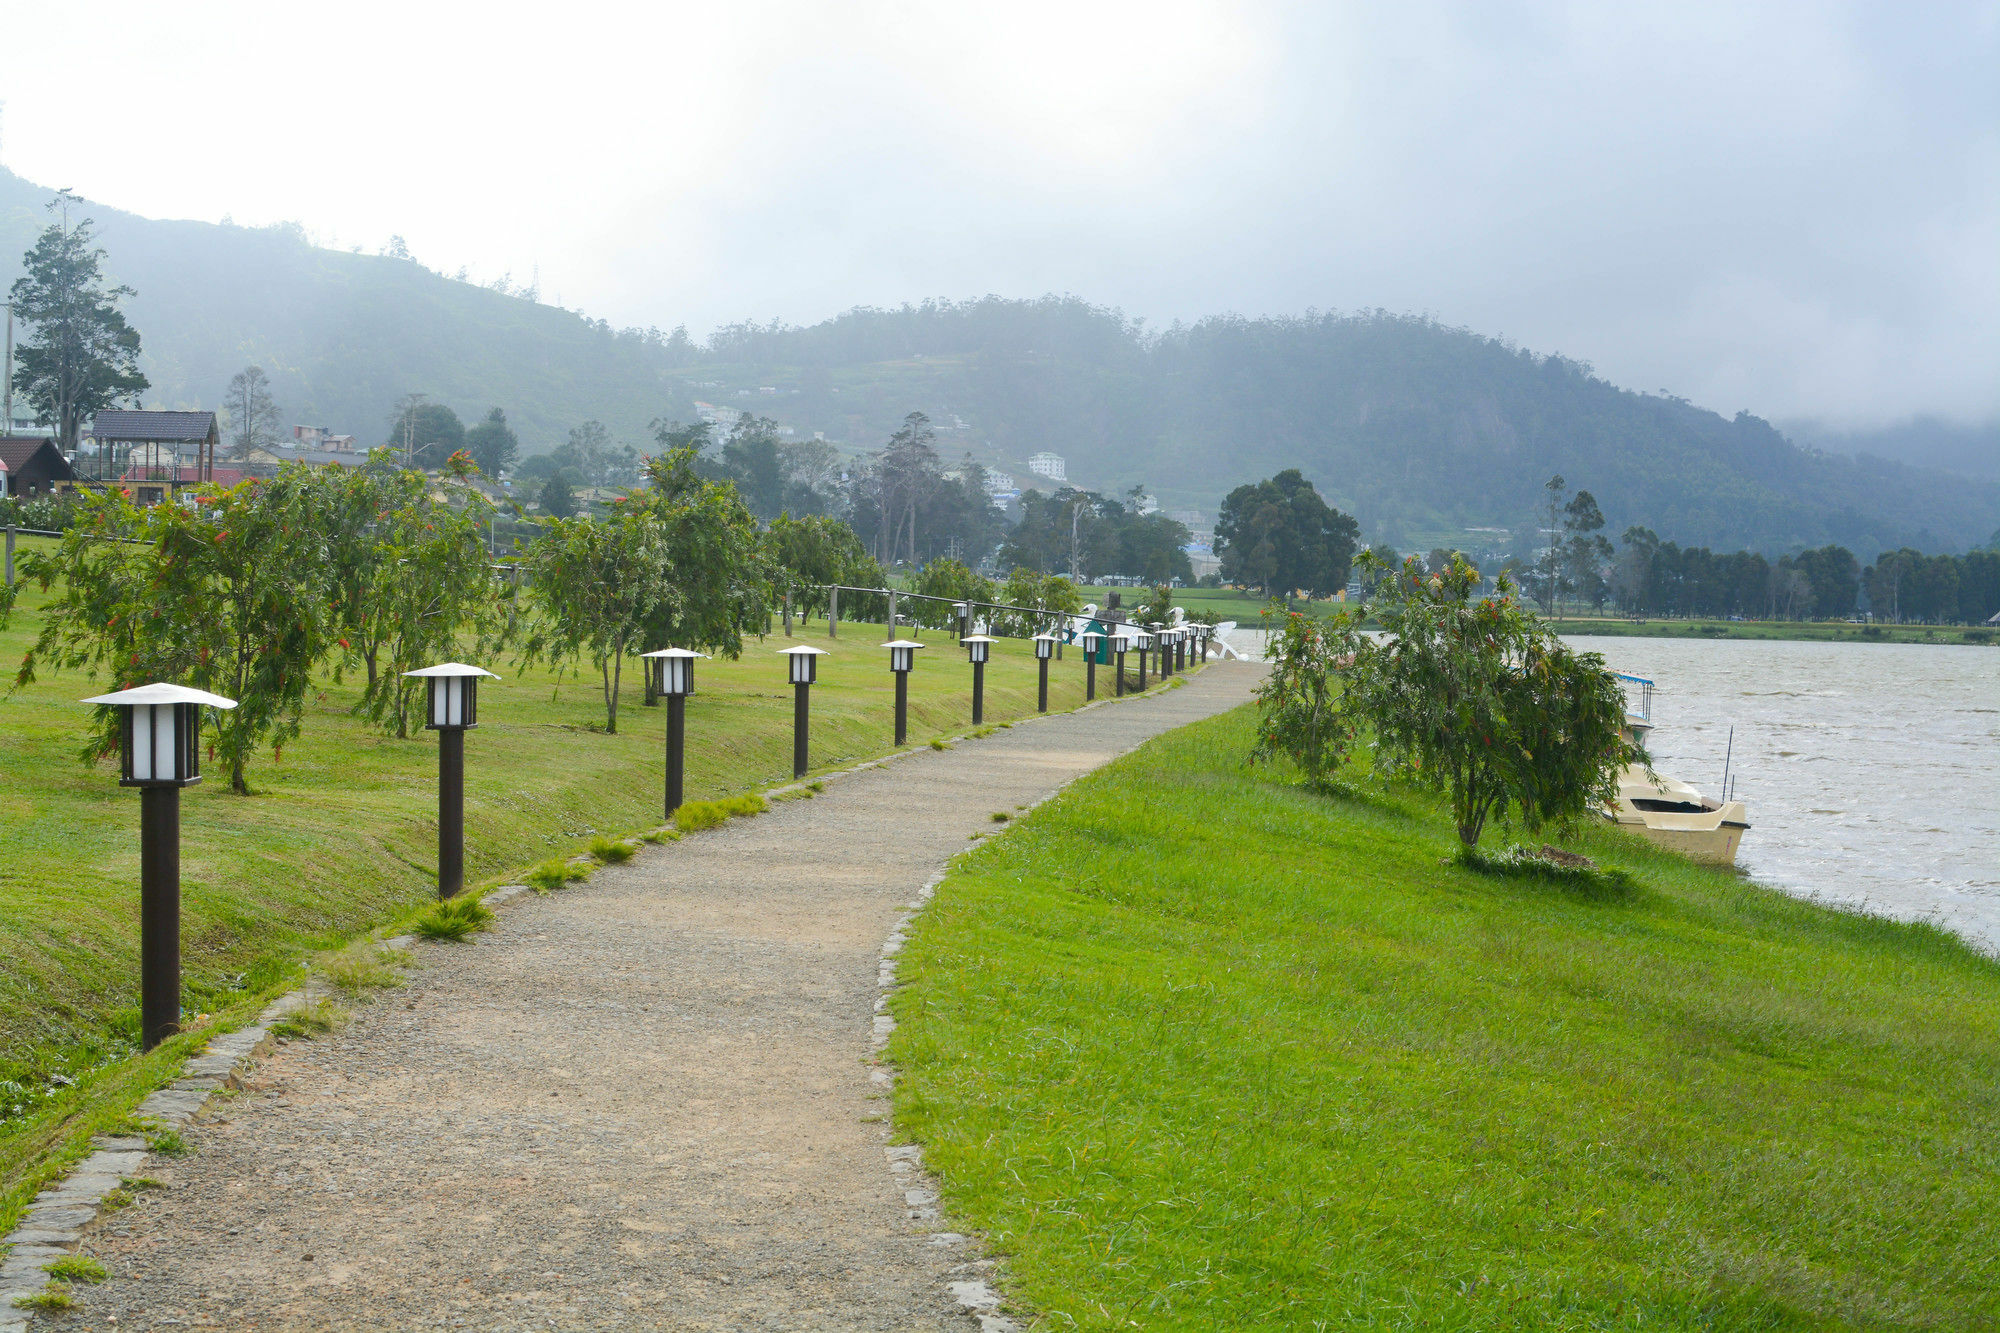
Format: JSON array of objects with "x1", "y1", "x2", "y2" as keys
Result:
[
  {"x1": 0, "y1": 541, "x2": 1169, "y2": 1221},
  {"x1": 890, "y1": 706, "x2": 2000, "y2": 1330}
]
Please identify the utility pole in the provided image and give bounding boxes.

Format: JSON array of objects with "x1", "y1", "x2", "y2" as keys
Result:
[
  {"x1": 4, "y1": 301, "x2": 13, "y2": 434},
  {"x1": 403, "y1": 392, "x2": 427, "y2": 468},
  {"x1": 1068, "y1": 498, "x2": 1085, "y2": 582}
]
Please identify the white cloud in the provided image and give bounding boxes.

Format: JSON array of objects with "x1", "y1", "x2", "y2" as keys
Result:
[{"x1": 3, "y1": 0, "x2": 1992, "y2": 426}]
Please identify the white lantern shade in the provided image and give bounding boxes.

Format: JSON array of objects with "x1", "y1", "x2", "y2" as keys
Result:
[
  {"x1": 1032, "y1": 634, "x2": 1057, "y2": 659},
  {"x1": 779, "y1": 644, "x2": 827, "y2": 686},
  {"x1": 404, "y1": 662, "x2": 499, "y2": 730},
  {"x1": 641, "y1": 647, "x2": 707, "y2": 696},
  {"x1": 962, "y1": 634, "x2": 996, "y2": 664},
  {"x1": 883, "y1": 638, "x2": 925, "y2": 673},
  {"x1": 1133, "y1": 632, "x2": 1154, "y2": 651},
  {"x1": 83, "y1": 682, "x2": 239, "y2": 789}
]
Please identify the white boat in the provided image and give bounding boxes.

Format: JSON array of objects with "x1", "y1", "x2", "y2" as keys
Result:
[{"x1": 1607, "y1": 673, "x2": 1750, "y2": 865}]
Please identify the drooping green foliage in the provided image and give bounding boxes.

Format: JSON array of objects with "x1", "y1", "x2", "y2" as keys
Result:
[
  {"x1": 16, "y1": 478, "x2": 333, "y2": 793},
  {"x1": 1256, "y1": 553, "x2": 1641, "y2": 847},
  {"x1": 993, "y1": 567, "x2": 1081, "y2": 635},
  {"x1": 1251, "y1": 606, "x2": 1368, "y2": 787},
  {"x1": 319, "y1": 459, "x2": 507, "y2": 736},
  {"x1": 520, "y1": 448, "x2": 767, "y2": 731},
  {"x1": 910, "y1": 558, "x2": 995, "y2": 629},
  {"x1": 764, "y1": 513, "x2": 884, "y2": 621}
]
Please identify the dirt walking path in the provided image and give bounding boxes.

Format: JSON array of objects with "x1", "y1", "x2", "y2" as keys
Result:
[{"x1": 73, "y1": 663, "x2": 1261, "y2": 1331}]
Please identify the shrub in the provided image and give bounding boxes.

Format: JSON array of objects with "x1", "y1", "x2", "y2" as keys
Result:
[
  {"x1": 13, "y1": 1282, "x2": 73, "y2": 1311},
  {"x1": 674, "y1": 800, "x2": 729, "y2": 833},
  {"x1": 43, "y1": 1255, "x2": 107, "y2": 1283},
  {"x1": 413, "y1": 895, "x2": 493, "y2": 943},
  {"x1": 589, "y1": 836, "x2": 634, "y2": 864},
  {"x1": 527, "y1": 858, "x2": 591, "y2": 892},
  {"x1": 147, "y1": 1128, "x2": 191, "y2": 1157},
  {"x1": 929, "y1": 738, "x2": 950, "y2": 751},
  {"x1": 721, "y1": 793, "x2": 767, "y2": 817}
]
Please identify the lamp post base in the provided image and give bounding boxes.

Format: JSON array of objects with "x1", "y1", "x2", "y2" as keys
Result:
[
  {"x1": 439, "y1": 728, "x2": 465, "y2": 899},
  {"x1": 793, "y1": 682, "x2": 810, "y2": 779},
  {"x1": 140, "y1": 785, "x2": 181, "y2": 1051},
  {"x1": 666, "y1": 694, "x2": 686, "y2": 817}
]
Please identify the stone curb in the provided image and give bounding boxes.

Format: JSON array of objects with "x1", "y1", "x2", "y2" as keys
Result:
[
  {"x1": 874, "y1": 867, "x2": 1022, "y2": 1333},
  {"x1": 0, "y1": 930, "x2": 445, "y2": 1324}
]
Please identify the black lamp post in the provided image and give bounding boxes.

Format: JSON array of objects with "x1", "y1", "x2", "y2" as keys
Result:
[
  {"x1": 1156, "y1": 626, "x2": 1173, "y2": 679},
  {"x1": 778, "y1": 645, "x2": 827, "y2": 778},
  {"x1": 961, "y1": 635, "x2": 995, "y2": 725},
  {"x1": 405, "y1": 662, "x2": 496, "y2": 900},
  {"x1": 1133, "y1": 631, "x2": 1154, "y2": 690},
  {"x1": 884, "y1": 638, "x2": 924, "y2": 746},
  {"x1": 955, "y1": 600, "x2": 971, "y2": 641},
  {"x1": 83, "y1": 683, "x2": 239, "y2": 1051},
  {"x1": 1113, "y1": 633, "x2": 1130, "y2": 697},
  {"x1": 641, "y1": 648, "x2": 706, "y2": 816},
  {"x1": 1081, "y1": 631, "x2": 1104, "y2": 700},
  {"x1": 1032, "y1": 633, "x2": 1057, "y2": 712}
]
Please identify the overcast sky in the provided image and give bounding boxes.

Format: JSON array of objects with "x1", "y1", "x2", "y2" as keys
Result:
[{"x1": 4, "y1": 1, "x2": 1994, "y2": 428}]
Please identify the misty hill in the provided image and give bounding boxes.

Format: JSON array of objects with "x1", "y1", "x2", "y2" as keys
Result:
[
  {"x1": 683, "y1": 302, "x2": 2000, "y2": 554},
  {"x1": 0, "y1": 167, "x2": 691, "y2": 449},
  {"x1": 1779, "y1": 417, "x2": 2000, "y2": 486},
  {"x1": 2, "y1": 169, "x2": 1992, "y2": 555}
]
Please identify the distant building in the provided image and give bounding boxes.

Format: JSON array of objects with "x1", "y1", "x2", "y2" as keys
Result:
[
  {"x1": 247, "y1": 444, "x2": 367, "y2": 473},
  {"x1": 1026, "y1": 451, "x2": 1067, "y2": 483},
  {"x1": 86, "y1": 410, "x2": 223, "y2": 490},
  {"x1": 980, "y1": 467, "x2": 1016, "y2": 498},
  {"x1": 294, "y1": 425, "x2": 358, "y2": 452},
  {"x1": 0, "y1": 435, "x2": 75, "y2": 498}
]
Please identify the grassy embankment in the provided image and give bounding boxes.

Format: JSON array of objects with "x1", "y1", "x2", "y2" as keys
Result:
[
  {"x1": 0, "y1": 534, "x2": 1166, "y2": 1228},
  {"x1": 890, "y1": 705, "x2": 2000, "y2": 1329}
]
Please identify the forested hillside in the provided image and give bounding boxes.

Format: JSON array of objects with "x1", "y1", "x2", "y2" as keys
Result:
[
  {"x1": 687, "y1": 302, "x2": 2000, "y2": 555},
  {"x1": 3, "y1": 169, "x2": 1992, "y2": 554}
]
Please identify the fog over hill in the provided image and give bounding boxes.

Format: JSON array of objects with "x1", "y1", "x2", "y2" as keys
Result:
[{"x1": 3, "y1": 168, "x2": 1994, "y2": 556}]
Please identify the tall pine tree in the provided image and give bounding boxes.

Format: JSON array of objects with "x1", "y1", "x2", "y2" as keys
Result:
[{"x1": 9, "y1": 191, "x2": 148, "y2": 449}]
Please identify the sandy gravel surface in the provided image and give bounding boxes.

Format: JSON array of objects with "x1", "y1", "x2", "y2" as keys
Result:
[{"x1": 75, "y1": 664, "x2": 1260, "y2": 1332}]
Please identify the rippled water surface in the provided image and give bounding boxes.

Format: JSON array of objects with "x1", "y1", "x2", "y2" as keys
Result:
[{"x1": 1570, "y1": 638, "x2": 1999, "y2": 947}]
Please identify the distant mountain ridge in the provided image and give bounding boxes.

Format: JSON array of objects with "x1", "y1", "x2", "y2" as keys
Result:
[{"x1": 1, "y1": 168, "x2": 1993, "y2": 555}]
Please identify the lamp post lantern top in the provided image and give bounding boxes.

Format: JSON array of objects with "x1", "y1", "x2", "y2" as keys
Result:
[
  {"x1": 881, "y1": 638, "x2": 926, "y2": 649},
  {"x1": 1032, "y1": 633, "x2": 1058, "y2": 659},
  {"x1": 776, "y1": 644, "x2": 828, "y2": 657},
  {"x1": 639, "y1": 647, "x2": 709, "y2": 660},
  {"x1": 402, "y1": 662, "x2": 500, "y2": 681},
  {"x1": 83, "y1": 683, "x2": 239, "y2": 710}
]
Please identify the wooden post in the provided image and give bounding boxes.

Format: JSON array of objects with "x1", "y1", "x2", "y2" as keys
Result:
[
  {"x1": 829, "y1": 586, "x2": 839, "y2": 639},
  {"x1": 783, "y1": 591, "x2": 793, "y2": 637},
  {"x1": 3, "y1": 525, "x2": 13, "y2": 587}
]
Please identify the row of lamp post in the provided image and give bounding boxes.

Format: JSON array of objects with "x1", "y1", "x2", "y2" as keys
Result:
[{"x1": 87, "y1": 619, "x2": 1216, "y2": 1050}]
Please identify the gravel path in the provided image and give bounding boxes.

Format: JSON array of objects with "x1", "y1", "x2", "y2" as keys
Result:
[{"x1": 75, "y1": 663, "x2": 1261, "y2": 1331}]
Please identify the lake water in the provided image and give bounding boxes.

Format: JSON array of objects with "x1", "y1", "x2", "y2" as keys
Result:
[
  {"x1": 1570, "y1": 637, "x2": 2000, "y2": 949},
  {"x1": 1213, "y1": 625, "x2": 2000, "y2": 950}
]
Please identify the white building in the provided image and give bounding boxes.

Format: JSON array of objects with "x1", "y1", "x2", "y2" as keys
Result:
[{"x1": 1026, "y1": 451, "x2": 1067, "y2": 483}]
